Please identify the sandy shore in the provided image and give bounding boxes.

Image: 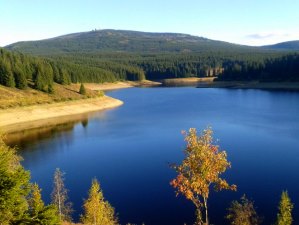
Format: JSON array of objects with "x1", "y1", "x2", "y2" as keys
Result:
[
  {"x1": 0, "y1": 96, "x2": 123, "y2": 133},
  {"x1": 162, "y1": 77, "x2": 215, "y2": 85},
  {"x1": 161, "y1": 78, "x2": 299, "y2": 91},
  {"x1": 85, "y1": 82, "x2": 134, "y2": 91},
  {"x1": 0, "y1": 80, "x2": 160, "y2": 134},
  {"x1": 85, "y1": 80, "x2": 161, "y2": 91}
]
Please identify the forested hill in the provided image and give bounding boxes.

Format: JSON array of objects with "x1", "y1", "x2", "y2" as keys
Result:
[
  {"x1": 262, "y1": 41, "x2": 299, "y2": 51},
  {"x1": 6, "y1": 29, "x2": 255, "y2": 55},
  {"x1": 4, "y1": 30, "x2": 299, "y2": 82}
]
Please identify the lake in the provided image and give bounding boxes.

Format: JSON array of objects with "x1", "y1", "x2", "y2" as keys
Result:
[{"x1": 10, "y1": 87, "x2": 299, "y2": 225}]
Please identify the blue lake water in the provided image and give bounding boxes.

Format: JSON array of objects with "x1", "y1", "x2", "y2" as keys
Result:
[{"x1": 11, "y1": 87, "x2": 299, "y2": 224}]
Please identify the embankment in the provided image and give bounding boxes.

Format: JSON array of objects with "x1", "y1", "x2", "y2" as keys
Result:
[{"x1": 0, "y1": 96, "x2": 123, "y2": 133}]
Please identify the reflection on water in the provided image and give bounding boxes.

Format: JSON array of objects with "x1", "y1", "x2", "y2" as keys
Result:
[
  {"x1": 5, "y1": 110, "x2": 106, "y2": 149},
  {"x1": 6, "y1": 121, "x2": 78, "y2": 149},
  {"x1": 8, "y1": 87, "x2": 299, "y2": 225}
]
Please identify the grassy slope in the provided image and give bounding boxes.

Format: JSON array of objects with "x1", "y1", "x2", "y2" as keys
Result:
[{"x1": 0, "y1": 83, "x2": 100, "y2": 109}]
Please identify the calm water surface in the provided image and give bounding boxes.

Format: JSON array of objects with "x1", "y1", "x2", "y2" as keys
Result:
[{"x1": 12, "y1": 87, "x2": 299, "y2": 225}]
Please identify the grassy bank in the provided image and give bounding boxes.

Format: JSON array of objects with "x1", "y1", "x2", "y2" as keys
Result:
[
  {"x1": 0, "y1": 82, "x2": 128, "y2": 133},
  {"x1": 0, "y1": 96, "x2": 123, "y2": 133},
  {"x1": 0, "y1": 83, "x2": 101, "y2": 109}
]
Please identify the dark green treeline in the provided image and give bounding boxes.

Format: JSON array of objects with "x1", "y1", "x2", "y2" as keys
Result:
[
  {"x1": 0, "y1": 48, "x2": 145, "y2": 92},
  {"x1": 1, "y1": 47, "x2": 299, "y2": 93}
]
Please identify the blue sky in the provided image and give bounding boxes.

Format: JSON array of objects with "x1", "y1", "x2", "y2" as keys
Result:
[{"x1": 1, "y1": 0, "x2": 299, "y2": 46}]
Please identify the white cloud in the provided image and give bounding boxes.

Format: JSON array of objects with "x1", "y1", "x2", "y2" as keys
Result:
[{"x1": 242, "y1": 30, "x2": 299, "y2": 46}]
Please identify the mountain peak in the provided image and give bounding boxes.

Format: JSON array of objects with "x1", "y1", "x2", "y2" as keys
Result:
[{"x1": 6, "y1": 29, "x2": 248, "y2": 55}]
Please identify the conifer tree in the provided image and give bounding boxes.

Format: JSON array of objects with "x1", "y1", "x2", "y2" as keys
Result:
[
  {"x1": 59, "y1": 68, "x2": 71, "y2": 85},
  {"x1": 0, "y1": 60, "x2": 15, "y2": 87},
  {"x1": 79, "y1": 83, "x2": 86, "y2": 95},
  {"x1": 48, "y1": 83, "x2": 55, "y2": 94},
  {"x1": 14, "y1": 64, "x2": 28, "y2": 89},
  {"x1": 277, "y1": 191, "x2": 293, "y2": 225},
  {"x1": 81, "y1": 178, "x2": 117, "y2": 225},
  {"x1": 0, "y1": 135, "x2": 30, "y2": 224},
  {"x1": 28, "y1": 183, "x2": 60, "y2": 225},
  {"x1": 0, "y1": 135, "x2": 60, "y2": 224},
  {"x1": 51, "y1": 168, "x2": 73, "y2": 222}
]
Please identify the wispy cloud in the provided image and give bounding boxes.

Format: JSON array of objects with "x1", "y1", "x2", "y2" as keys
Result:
[
  {"x1": 242, "y1": 30, "x2": 299, "y2": 46},
  {"x1": 245, "y1": 32, "x2": 289, "y2": 40}
]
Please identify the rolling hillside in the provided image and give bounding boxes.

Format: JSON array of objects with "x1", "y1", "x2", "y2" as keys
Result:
[
  {"x1": 262, "y1": 40, "x2": 299, "y2": 51},
  {"x1": 4, "y1": 29, "x2": 299, "y2": 82},
  {"x1": 6, "y1": 29, "x2": 255, "y2": 55}
]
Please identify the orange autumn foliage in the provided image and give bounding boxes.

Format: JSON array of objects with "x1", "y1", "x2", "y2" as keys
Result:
[{"x1": 170, "y1": 127, "x2": 236, "y2": 225}]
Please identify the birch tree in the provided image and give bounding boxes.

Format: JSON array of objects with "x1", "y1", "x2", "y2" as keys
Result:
[
  {"x1": 170, "y1": 127, "x2": 237, "y2": 225},
  {"x1": 51, "y1": 168, "x2": 73, "y2": 222}
]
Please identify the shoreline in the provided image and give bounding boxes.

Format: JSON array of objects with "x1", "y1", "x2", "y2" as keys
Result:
[
  {"x1": 84, "y1": 80, "x2": 161, "y2": 91},
  {"x1": 0, "y1": 96, "x2": 123, "y2": 134},
  {"x1": 1, "y1": 79, "x2": 298, "y2": 134},
  {"x1": 0, "y1": 80, "x2": 160, "y2": 134},
  {"x1": 160, "y1": 77, "x2": 299, "y2": 91},
  {"x1": 196, "y1": 81, "x2": 299, "y2": 91}
]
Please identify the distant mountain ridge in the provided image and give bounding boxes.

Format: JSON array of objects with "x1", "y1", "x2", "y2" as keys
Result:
[
  {"x1": 6, "y1": 29, "x2": 254, "y2": 55},
  {"x1": 261, "y1": 40, "x2": 299, "y2": 50},
  {"x1": 2, "y1": 29, "x2": 299, "y2": 85}
]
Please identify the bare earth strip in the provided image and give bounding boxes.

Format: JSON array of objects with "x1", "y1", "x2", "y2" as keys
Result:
[
  {"x1": 84, "y1": 80, "x2": 161, "y2": 91},
  {"x1": 0, "y1": 80, "x2": 160, "y2": 134},
  {"x1": 0, "y1": 96, "x2": 123, "y2": 133}
]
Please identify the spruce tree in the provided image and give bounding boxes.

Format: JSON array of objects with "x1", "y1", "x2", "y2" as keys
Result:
[
  {"x1": 0, "y1": 135, "x2": 30, "y2": 224},
  {"x1": 277, "y1": 191, "x2": 293, "y2": 225},
  {"x1": 28, "y1": 183, "x2": 60, "y2": 225},
  {"x1": 59, "y1": 68, "x2": 71, "y2": 85},
  {"x1": 14, "y1": 65, "x2": 28, "y2": 89},
  {"x1": 0, "y1": 60, "x2": 15, "y2": 87},
  {"x1": 48, "y1": 83, "x2": 55, "y2": 94},
  {"x1": 0, "y1": 135, "x2": 60, "y2": 224},
  {"x1": 81, "y1": 178, "x2": 117, "y2": 225},
  {"x1": 79, "y1": 83, "x2": 86, "y2": 95}
]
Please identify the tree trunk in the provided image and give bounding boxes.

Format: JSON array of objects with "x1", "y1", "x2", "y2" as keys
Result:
[
  {"x1": 58, "y1": 189, "x2": 62, "y2": 221},
  {"x1": 195, "y1": 207, "x2": 204, "y2": 225},
  {"x1": 203, "y1": 197, "x2": 209, "y2": 225}
]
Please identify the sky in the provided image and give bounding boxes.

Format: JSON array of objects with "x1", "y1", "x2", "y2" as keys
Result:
[{"x1": 1, "y1": 0, "x2": 299, "y2": 47}]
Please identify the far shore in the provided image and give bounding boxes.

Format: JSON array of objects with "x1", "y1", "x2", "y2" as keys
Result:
[
  {"x1": 160, "y1": 77, "x2": 299, "y2": 91},
  {"x1": 0, "y1": 96, "x2": 123, "y2": 134},
  {"x1": 1, "y1": 78, "x2": 298, "y2": 135}
]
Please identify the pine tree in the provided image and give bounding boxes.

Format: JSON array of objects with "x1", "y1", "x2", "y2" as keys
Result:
[
  {"x1": 28, "y1": 183, "x2": 60, "y2": 225},
  {"x1": 14, "y1": 64, "x2": 28, "y2": 89},
  {"x1": 0, "y1": 135, "x2": 60, "y2": 224},
  {"x1": 0, "y1": 135, "x2": 30, "y2": 224},
  {"x1": 81, "y1": 178, "x2": 117, "y2": 225},
  {"x1": 0, "y1": 60, "x2": 15, "y2": 87},
  {"x1": 51, "y1": 168, "x2": 73, "y2": 222},
  {"x1": 79, "y1": 83, "x2": 86, "y2": 95},
  {"x1": 48, "y1": 83, "x2": 55, "y2": 94},
  {"x1": 28, "y1": 183, "x2": 45, "y2": 216},
  {"x1": 277, "y1": 191, "x2": 293, "y2": 225},
  {"x1": 59, "y1": 68, "x2": 71, "y2": 85}
]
